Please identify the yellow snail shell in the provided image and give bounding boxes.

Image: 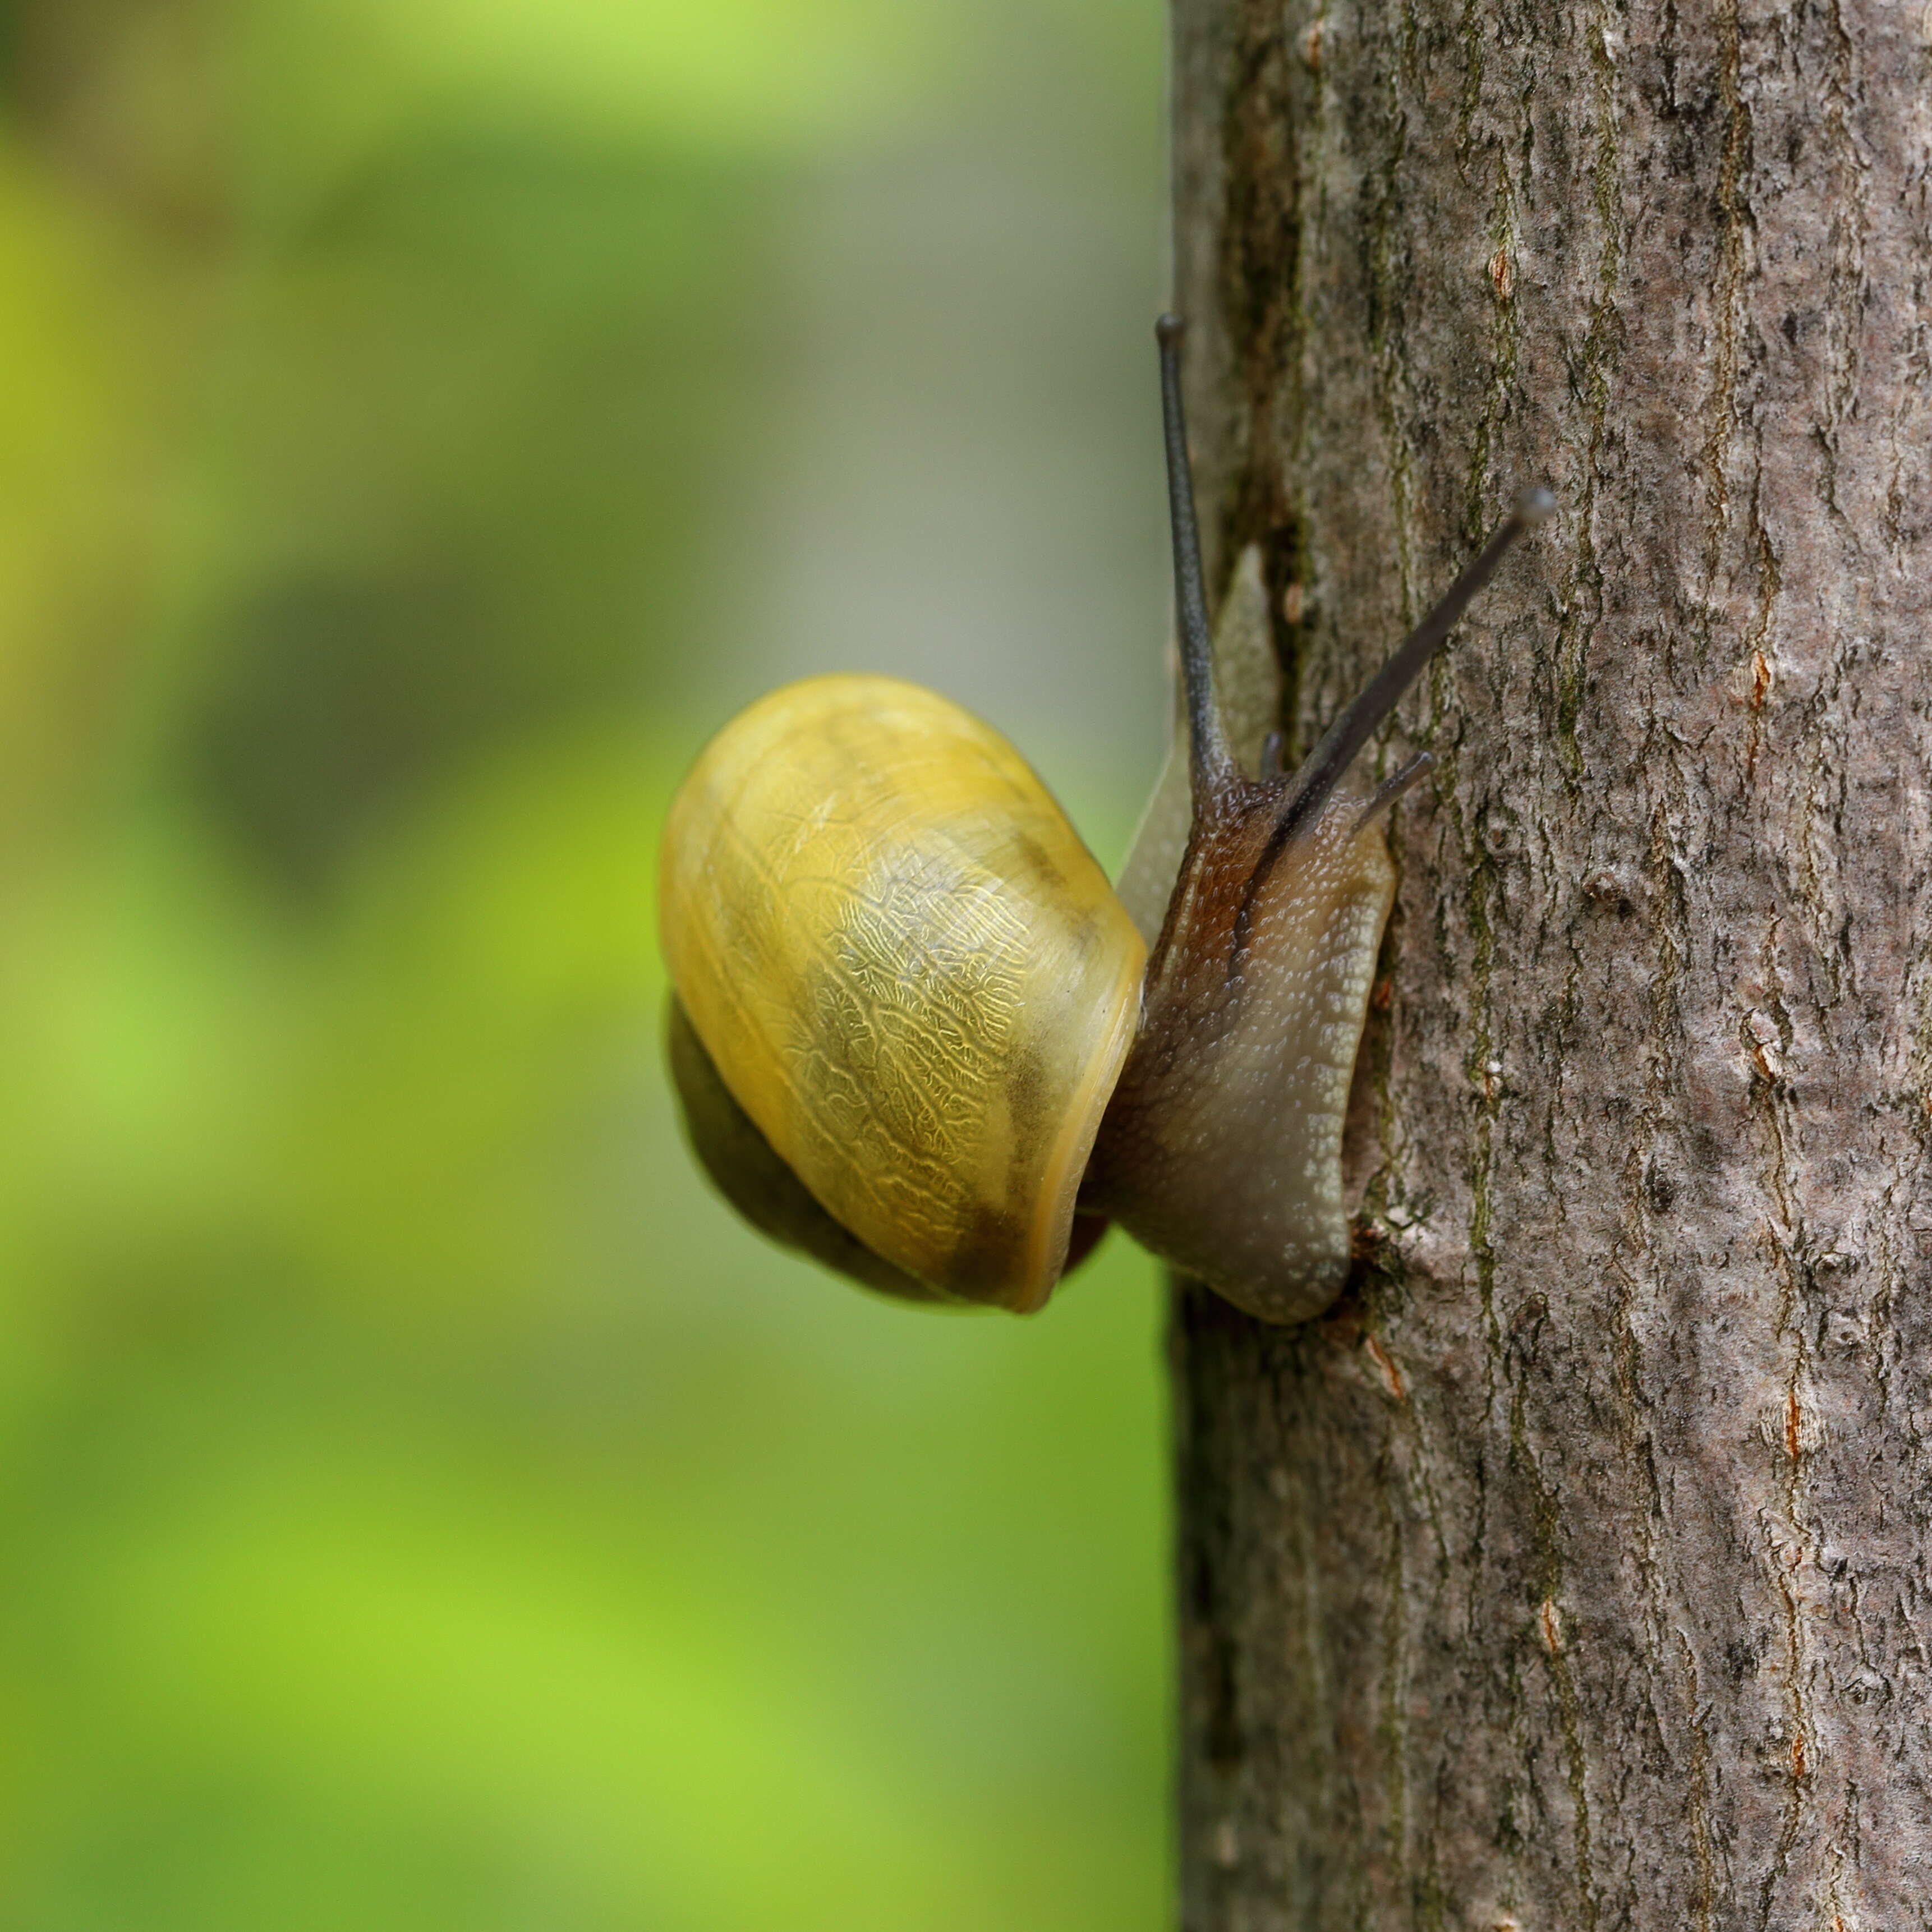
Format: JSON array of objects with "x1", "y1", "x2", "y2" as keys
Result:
[{"x1": 659, "y1": 673, "x2": 1144, "y2": 1312}]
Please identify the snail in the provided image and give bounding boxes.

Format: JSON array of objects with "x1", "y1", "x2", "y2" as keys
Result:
[{"x1": 659, "y1": 315, "x2": 1553, "y2": 1323}]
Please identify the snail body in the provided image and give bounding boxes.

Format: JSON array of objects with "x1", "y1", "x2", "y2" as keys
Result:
[
  {"x1": 661, "y1": 318, "x2": 1551, "y2": 1322},
  {"x1": 1080, "y1": 775, "x2": 1401, "y2": 1319}
]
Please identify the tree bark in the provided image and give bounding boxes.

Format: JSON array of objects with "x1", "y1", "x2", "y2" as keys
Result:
[{"x1": 1166, "y1": 1, "x2": 1932, "y2": 1925}]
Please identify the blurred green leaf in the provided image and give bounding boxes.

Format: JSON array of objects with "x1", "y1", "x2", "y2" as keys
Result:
[{"x1": 0, "y1": 0, "x2": 1170, "y2": 1924}]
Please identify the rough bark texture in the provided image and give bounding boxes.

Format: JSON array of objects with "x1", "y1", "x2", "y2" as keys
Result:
[{"x1": 1167, "y1": 1, "x2": 1932, "y2": 1926}]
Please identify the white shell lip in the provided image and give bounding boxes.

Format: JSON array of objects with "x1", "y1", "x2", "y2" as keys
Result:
[{"x1": 1009, "y1": 958, "x2": 1143, "y2": 1314}]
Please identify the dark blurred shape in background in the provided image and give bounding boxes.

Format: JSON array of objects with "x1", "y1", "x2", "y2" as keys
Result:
[{"x1": 0, "y1": 1, "x2": 1174, "y2": 1927}]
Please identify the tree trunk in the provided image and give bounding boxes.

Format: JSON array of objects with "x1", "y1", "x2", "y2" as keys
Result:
[{"x1": 1166, "y1": 1, "x2": 1932, "y2": 1925}]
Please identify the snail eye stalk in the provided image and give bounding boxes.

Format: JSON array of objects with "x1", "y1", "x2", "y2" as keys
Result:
[
  {"x1": 1273, "y1": 486, "x2": 1557, "y2": 842},
  {"x1": 1154, "y1": 315, "x2": 1234, "y2": 802}
]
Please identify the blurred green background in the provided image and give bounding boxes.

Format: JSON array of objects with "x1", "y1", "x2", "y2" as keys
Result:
[{"x1": 0, "y1": 1, "x2": 1176, "y2": 1926}]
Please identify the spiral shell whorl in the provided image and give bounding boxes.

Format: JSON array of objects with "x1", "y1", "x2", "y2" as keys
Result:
[{"x1": 659, "y1": 675, "x2": 1145, "y2": 1310}]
